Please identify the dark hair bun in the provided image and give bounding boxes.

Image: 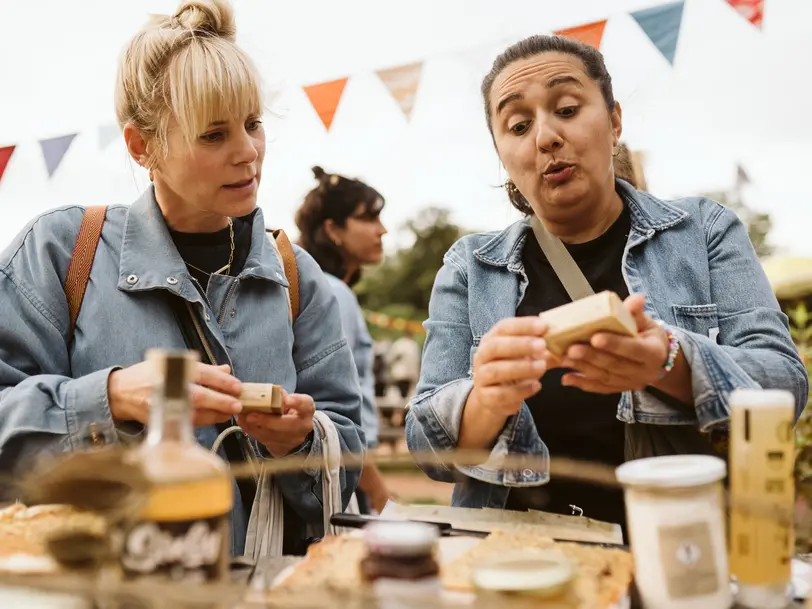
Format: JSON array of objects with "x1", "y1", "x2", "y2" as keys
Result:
[{"x1": 312, "y1": 166, "x2": 327, "y2": 181}]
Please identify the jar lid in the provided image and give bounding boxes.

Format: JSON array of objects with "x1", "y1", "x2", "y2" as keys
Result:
[
  {"x1": 363, "y1": 521, "x2": 439, "y2": 557},
  {"x1": 616, "y1": 455, "x2": 726, "y2": 489},
  {"x1": 472, "y1": 549, "x2": 575, "y2": 596}
]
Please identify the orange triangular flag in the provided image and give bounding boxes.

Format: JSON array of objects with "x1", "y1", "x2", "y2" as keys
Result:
[
  {"x1": 376, "y1": 62, "x2": 423, "y2": 121},
  {"x1": 554, "y1": 19, "x2": 608, "y2": 49},
  {"x1": 303, "y1": 78, "x2": 349, "y2": 131},
  {"x1": 0, "y1": 145, "x2": 15, "y2": 186}
]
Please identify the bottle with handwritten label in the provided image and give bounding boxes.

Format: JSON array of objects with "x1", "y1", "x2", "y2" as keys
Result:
[
  {"x1": 729, "y1": 388, "x2": 795, "y2": 609},
  {"x1": 121, "y1": 349, "x2": 233, "y2": 584}
]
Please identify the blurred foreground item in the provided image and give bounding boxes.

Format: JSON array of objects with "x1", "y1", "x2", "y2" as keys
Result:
[{"x1": 730, "y1": 389, "x2": 795, "y2": 609}]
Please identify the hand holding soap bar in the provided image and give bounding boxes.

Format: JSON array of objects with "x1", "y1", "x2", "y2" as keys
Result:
[{"x1": 539, "y1": 291, "x2": 637, "y2": 357}]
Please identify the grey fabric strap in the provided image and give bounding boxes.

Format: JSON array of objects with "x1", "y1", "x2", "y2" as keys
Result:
[{"x1": 529, "y1": 215, "x2": 595, "y2": 300}]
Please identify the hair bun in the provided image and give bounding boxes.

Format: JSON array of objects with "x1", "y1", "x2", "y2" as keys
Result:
[
  {"x1": 312, "y1": 166, "x2": 327, "y2": 181},
  {"x1": 172, "y1": 0, "x2": 236, "y2": 40}
]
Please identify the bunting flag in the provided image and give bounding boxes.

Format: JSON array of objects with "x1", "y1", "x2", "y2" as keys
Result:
[
  {"x1": 631, "y1": 1, "x2": 685, "y2": 65},
  {"x1": 98, "y1": 123, "x2": 119, "y2": 150},
  {"x1": 376, "y1": 62, "x2": 423, "y2": 121},
  {"x1": 726, "y1": 0, "x2": 764, "y2": 29},
  {"x1": 39, "y1": 133, "x2": 77, "y2": 177},
  {"x1": 554, "y1": 19, "x2": 607, "y2": 49},
  {"x1": 0, "y1": 146, "x2": 15, "y2": 185},
  {"x1": 303, "y1": 78, "x2": 349, "y2": 131},
  {"x1": 735, "y1": 163, "x2": 751, "y2": 187}
]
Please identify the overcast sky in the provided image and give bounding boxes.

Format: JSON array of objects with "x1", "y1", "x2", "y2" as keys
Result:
[{"x1": 0, "y1": 0, "x2": 810, "y2": 256}]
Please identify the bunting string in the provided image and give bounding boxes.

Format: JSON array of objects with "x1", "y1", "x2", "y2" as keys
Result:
[{"x1": 0, "y1": 0, "x2": 768, "y2": 188}]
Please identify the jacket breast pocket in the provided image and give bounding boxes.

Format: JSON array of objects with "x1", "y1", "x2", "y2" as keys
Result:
[{"x1": 672, "y1": 304, "x2": 720, "y2": 343}]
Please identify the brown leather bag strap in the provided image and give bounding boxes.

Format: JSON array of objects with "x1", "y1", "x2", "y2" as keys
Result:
[
  {"x1": 269, "y1": 228, "x2": 300, "y2": 321},
  {"x1": 64, "y1": 205, "x2": 107, "y2": 342}
]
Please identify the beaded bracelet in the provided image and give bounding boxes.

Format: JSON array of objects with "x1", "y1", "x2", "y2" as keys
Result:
[{"x1": 659, "y1": 326, "x2": 680, "y2": 379}]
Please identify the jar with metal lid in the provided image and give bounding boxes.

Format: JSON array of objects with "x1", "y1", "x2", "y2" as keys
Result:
[{"x1": 360, "y1": 521, "x2": 440, "y2": 582}]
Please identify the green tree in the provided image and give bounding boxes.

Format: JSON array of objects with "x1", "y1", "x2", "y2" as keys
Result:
[{"x1": 356, "y1": 207, "x2": 465, "y2": 340}]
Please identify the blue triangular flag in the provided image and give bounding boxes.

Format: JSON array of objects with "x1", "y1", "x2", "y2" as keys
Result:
[
  {"x1": 631, "y1": 1, "x2": 686, "y2": 65},
  {"x1": 39, "y1": 133, "x2": 77, "y2": 177}
]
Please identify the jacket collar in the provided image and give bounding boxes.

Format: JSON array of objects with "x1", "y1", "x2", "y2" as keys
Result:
[
  {"x1": 117, "y1": 187, "x2": 288, "y2": 300},
  {"x1": 473, "y1": 179, "x2": 689, "y2": 269}
]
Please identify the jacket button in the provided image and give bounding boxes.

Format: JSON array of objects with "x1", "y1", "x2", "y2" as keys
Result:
[
  {"x1": 126, "y1": 275, "x2": 138, "y2": 285},
  {"x1": 522, "y1": 469, "x2": 534, "y2": 479},
  {"x1": 166, "y1": 276, "x2": 178, "y2": 285}
]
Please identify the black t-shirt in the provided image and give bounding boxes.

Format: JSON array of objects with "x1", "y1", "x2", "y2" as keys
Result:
[
  {"x1": 504, "y1": 205, "x2": 631, "y2": 531},
  {"x1": 169, "y1": 211, "x2": 255, "y2": 290}
]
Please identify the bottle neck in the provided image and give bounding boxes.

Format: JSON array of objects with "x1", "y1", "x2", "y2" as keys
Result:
[{"x1": 146, "y1": 394, "x2": 195, "y2": 446}]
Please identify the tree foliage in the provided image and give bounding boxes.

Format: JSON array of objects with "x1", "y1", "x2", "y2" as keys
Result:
[{"x1": 355, "y1": 207, "x2": 465, "y2": 338}]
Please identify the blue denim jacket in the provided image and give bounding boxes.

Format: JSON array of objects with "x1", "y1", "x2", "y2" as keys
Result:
[
  {"x1": 0, "y1": 188, "x2": 364, "y2": 554},
  {"x1": 406, "y1": 180, "x2": 808, "y2": 509},
  {"x1": 324, "y1": 273, "x2": 378, "y2": 448}
]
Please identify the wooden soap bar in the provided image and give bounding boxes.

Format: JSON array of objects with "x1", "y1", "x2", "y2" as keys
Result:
[
  {"x1": 539, "y1": 291, "x2": 637, "y2": 357},
  {"x1": 239, "y1": 383, "x2": 284, "y2": 415}
]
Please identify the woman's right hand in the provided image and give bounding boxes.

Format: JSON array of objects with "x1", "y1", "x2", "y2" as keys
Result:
[
  {"x1": 107, "y1": 362, "x2": 243, "y2": 427},
  {"x1": 469, "y1": 317, "x2": 551, "y2": 419}
]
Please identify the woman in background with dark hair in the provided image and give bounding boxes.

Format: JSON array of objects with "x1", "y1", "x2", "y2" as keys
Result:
[{"x1": 296, "y1": 166, "x2": 392, "y2": 513}]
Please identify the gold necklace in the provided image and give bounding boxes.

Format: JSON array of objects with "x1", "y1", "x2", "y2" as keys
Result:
[{"x1": 184, "y1": 217, "x2": 235, "y2": 277}]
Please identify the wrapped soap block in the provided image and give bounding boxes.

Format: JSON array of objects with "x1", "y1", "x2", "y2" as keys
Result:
[{"x1": 539, "y1": 291, "x2": 637, "y2": 357}]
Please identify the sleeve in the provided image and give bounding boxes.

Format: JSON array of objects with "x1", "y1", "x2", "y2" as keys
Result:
[
  {"x1": 271, "y1": 248, "x2": 365, "y2": 521},
  {"x1": 404, "y1": 247, "x2": 548, "y2": 487},
  {"x1": 0, "y1": 268, "x2": 118, "y2": 494},
  {"x1": 630, "y1": 205, "x2": 809, "y2": 431},
  {"x1": 329, "y1": 280, "x2": 379, "y2": 448}
]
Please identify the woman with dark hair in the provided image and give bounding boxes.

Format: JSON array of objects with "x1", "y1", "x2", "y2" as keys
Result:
[
  {"x1": 405, "y1": 35, "x2": 807, "y2": 530},
  {"x1": 295, "y1": 167, "x2": 392, "y2": 513}
]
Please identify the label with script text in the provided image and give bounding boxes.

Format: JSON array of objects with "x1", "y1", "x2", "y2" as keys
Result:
[{"x1": 120, "y1": 514, "x2": 228, "y2": 582}]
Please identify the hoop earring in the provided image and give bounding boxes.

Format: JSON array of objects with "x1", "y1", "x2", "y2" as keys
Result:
[{"x1": 504, "y1": 179, "x2": 519, "y2": 195}]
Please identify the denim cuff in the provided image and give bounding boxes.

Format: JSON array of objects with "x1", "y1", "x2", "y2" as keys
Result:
[
  {"x1": 65, "y1": 367, "x2": 119, "y2": 450},
  {"x1": 408, "y1": 378, "x2": 549, "y2": 487}
]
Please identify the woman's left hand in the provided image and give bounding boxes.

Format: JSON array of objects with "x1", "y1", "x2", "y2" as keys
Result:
[
  {"x1": 237, "y1": 391, "x2": 315, "y2": 457},
  {"x1": 559, "y1": 293, "x2": 669, "y2": 395}
]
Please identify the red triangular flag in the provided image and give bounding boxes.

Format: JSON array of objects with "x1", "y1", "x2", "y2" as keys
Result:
[
  {"x1": 303, "y1": 78, "x2": 349, "y2": 131},
  {"x1": 554, "y1": 19, "x2": 608, "y2": 49},
  {"x1": 0, "y1": 146, "x2": 15, "y2": 185},
  {"x1": 726, "y1": 0, "x2": 764, "y2": 29}
]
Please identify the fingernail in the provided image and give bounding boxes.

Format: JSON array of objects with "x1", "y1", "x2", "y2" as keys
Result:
[
  {"x1": 231, "y1": 401, "x2": 243, "y2": 414},
  {"x1": 535, "y1": 319, "x2": 548, "y2": 333},
  {"x1": 532, "y1": 359, "x2": 546, "y2": 371},
  {"x1": 562, "y1": 375, "x2": 573, "y2": 386},
  {"x1": 532, "y1": 339, "x2": 546, "y2": 353}
]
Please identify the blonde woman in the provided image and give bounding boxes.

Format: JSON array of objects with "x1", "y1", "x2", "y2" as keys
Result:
[{"x1": 0, "y1": 0, "x2": 364, "y2": 557}]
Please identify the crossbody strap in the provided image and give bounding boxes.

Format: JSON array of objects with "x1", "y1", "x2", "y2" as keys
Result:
[
  {"x1": 529, "y1": 215, "x2": 594, "y2": 299},
  {"x1": 64, "y1": 205, "x2": 107, "y2": 343}
]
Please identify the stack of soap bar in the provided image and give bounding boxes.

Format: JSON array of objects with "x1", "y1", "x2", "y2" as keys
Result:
[{"x1": 539, "y1": 291, "x2": 638, "y2": 357}]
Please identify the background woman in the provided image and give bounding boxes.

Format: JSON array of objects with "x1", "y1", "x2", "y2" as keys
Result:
[
  {"x1": 0, "y1": 0, "x2": 363, "y2": 556},
  {"x1": 406, "y1": 34, "x2": 807, "y2": 531},
  {"x1": 296, "y1": 166, "x2": 392, "y2": 513}
]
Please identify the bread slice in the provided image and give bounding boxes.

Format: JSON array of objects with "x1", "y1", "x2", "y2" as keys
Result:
[
  {"x1": 442, "y1": 531, "x2": 634, "y2": 609},
  {"x1": 0, "y1": 504, "x2": 106, "y2": 571},
  {"x1": 539, "y1": 291, "x2": 637, "y2": 357}
]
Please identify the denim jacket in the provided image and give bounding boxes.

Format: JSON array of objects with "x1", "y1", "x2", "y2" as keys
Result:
[
  {"x1": 0, "y1": 188, "x2": 364, "y2": 554},
  {"x1": 406, "y1": 180, "x2": 808, "y2": 509},
  {"x1": 324, "y1": 273, "x2": 378, "y2": 448}
]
